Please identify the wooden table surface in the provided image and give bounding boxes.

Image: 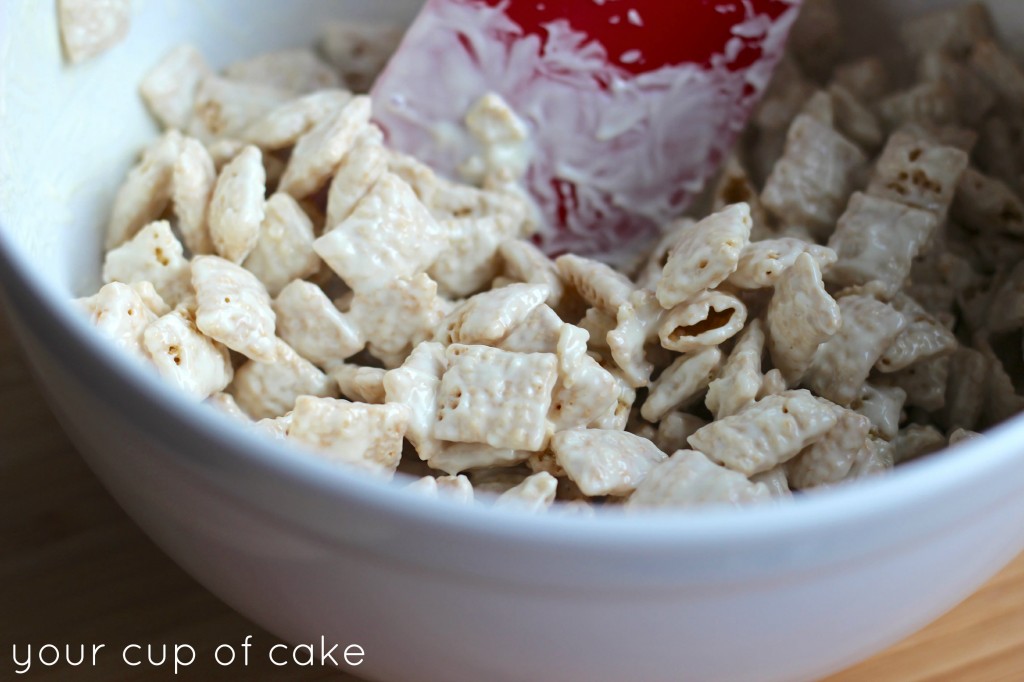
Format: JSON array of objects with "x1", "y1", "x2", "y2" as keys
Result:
[{"x1": 3, "y1": 307, "x2": 1024, "y2": 682}]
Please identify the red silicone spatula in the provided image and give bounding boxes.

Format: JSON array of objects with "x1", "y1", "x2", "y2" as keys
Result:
[{"x1": 371, "y1": 0, "x2": 801, "y2": 259}]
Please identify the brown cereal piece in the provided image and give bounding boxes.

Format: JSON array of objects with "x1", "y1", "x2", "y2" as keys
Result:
[
  {"x1": 427, "y1": 443, "x2": 531, "y2": 476},
  {"x1": 876, "y1": 355, "x2": 950, "y2": 413},
  {"x1": 804, "y1": 295, "x2": 906, "y2": 406},
  {"x1": 383, "y1": 341, "x2": 447, "y2": 460},
  {"x1": 952, "y1": 168, "x2": 1024, "y2": 238},
  {"x1": 318, "y1": 21, "x2": 404, "y2": 93},
  {"x1": 224, "y1": 48, "x2": 340, "y2": 94},
  {"x1": 430, "y1": 215, "x2": 517, "y2": 298},
  {"x1": 876, "y1": 82, "x2": 959, "y2": 133},
  {"x1": 242, "y1": 89, "x2": 353, "y2": 151},
  {"x1": 876, "y1": 294, "x2": 957, "y2": 373},
  {"x1": 555, "y1": 254, "x2": 634, "y2": 315},
  {"x1": 641, "y1": 347, "x2": 721, "y2": 423},
  {"x1": 712, "y1": 155, "x2": 773, "y2": 241},
  {"x1": 347, "y1": 273, "x2": 447, "y2": 360},
  {"x1": 827, "y1": 192, "x2": 940, "y2": 296},
  {"x1": 917, "y1": 51, "x2": 996, "y2": 128},
  {"x1": 189, "y1": 75, "x2": 293, "y2": 141},
  {"x1": 654, "y1": 412, "x2": 708, "y2": 455},
  {"x1": 900, "y1": 2, "x2": 992, "y2": 59},
  {"x1": 230, "y1": 340, "x2": 335, "y2": 420},
  {"x1": 142, "y1": 308, "x2": 233, "y2": 399},
  {"x1": 273, "y1": 279, "x2": 363, "y2": 367},
  {"x1": 287, "y1": 396, "x2": 409, "y2": 477},
  {"x1": 436, "y1": 344, "x2": 557, "y2": 452},
  {"x1": 278, "y1": 95, "x2": 372, "y2": 198},
  {"x1": 314, "y1": 172, "x2": 448, "y2": 291},
  {"x1": 845, "y1": 436, "x2": 896, "y2": 480},
  {"x1": 729, "y1": 238, "x2": 837, "y2": 290},
  {"x1": 192, "y1": 255, "x2": 278, "y2": 362},
  {"x1": 658, "y1": 290, "x2": 747, "y2": 354},
  {"x1": 324, "y1": 126, "x2": 387, "y2": 229},
  {"x1": 750, "y1": 466, "x2": 792, "y2": 497},
  {"x1": 656, "y1": 203, "x2": 751, "y2": 309},
  {"x1": 940, "y1": 347, "x2": 989, "y2": 430},
  {"x1": 688, "y1": 390, "x2": 838, "y2": 476},
  {"x1": 208, "y1": 145, "x2": 266, "y2": 263},
  {"x1": 627, "y1": 450, "x2": 772, "y2": 509},
  {"x1": 129, "y1": 281, "x2": 171, "y2": 317},
  {"x1": 786, "y1": 0, "x2": 841, "y2": 81},
  {"x1": 970, "y1": 40, "x2": 1024, "y2": 110},
  {"x1": 77, "y1": 282, "x2": 158, "y2": 361},
  {"x1": 493, "y1": 472, "x2": 558, "y2": 512},
  {"x1": 551, "y1": 429, "x2": 666, "y2": 497},
  {"x1": 106, "y1": 130, "x2": 183, "y2": 249},
  {"x1": 102, "y1": 220, "x2": 190, "y2": 307},
  {"x1": 787, "y1": 403, "x2": 872, "y2": 489},
  {"x1": 608, "y1": 289, "x2": 664, "y2": 388},
  {"x1": 171, "y1": 137, "x2": 217, "y2": 255},
  {"x1": 892, "y1": 424, "x2": 947, "y2": 465},
  {"x1": 140, "y1": 45, "x2": 209, "y2": 131},
  {"x1": 706, "y1": 319, "x2": 765, "y2": 419},
  {"x1": 588, "y1": 370, "x2": 637, "y2": 431},
  {"x1": 850, "y1": 383, "x2": 906, "y2": 441},
  {"x1": 831, "y1": 57, "x2": 888, "y2": 103},
  {"x1": 439, "y1": 283, "x2": 550, "y2": 346},
  {"x1": 206, "y1": 392, "x2": 249, "y2": 421},
  {"x1": 757, "y1": 368, "x2": 788, "y2": 399},
  {"x1": 760, "y1": 115, "x2": 867, "y2": 239},
  {"x1": 767, "y1": 253, "x2": 841, "y2": 385},
  {"x1": 462, "y1": 92, "x2": 531, "y2": 183},
  {"x1": 550, "y1": 325, "x2": 619, "y2": 430},
  {"x1": 499, "y1": 304, "x2": 563, "y2": 354},
  {"x1": 949, "y1": 428, "x2": 981, "y2": 446},
  {"x1": 866, "y1": 132, "x2": 969, "y2": 216},
  {"x1": 498, "y1": 240, "x2": 564, "y2": 307},
  {"x1": 243, "y1": 193, "x2": 319, "y2": 296},
  {"x1": 58, "y1": 0, "x2": 130, "y2": 63},
  {"x1": 986, "y1": 262, "x2": 1024, "y2": 334},
  {"x1": 330, "y1": 364, "x2": 386, "y2": 404}
]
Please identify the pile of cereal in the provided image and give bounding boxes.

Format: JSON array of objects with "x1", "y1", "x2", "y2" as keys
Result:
[{"x1": 77, "y1": 0, "x2": 1024, "y2": 512}]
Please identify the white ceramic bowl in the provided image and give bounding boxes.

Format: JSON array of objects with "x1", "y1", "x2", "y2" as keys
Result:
[{"x1": 2, "y1": 2, "x2": 1024, "y2": 681}]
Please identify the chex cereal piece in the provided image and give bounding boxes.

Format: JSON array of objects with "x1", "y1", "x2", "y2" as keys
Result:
[
  {"x1": 102, "y1": 220, "x2": 190, "y2": 307},
  {"x1": 206, "y1": 392, "x2": 249, "y2": 421},
  {"x1": 656, "y1": 203, "x2": 751, "y2": 309},
  {"x1": 642, "y1": 347, "x2": 722, "y2": 423},
  {"x1": 243, "y1": 193, "x2": 319, "y2": 296},
  {"x1": 827, "y1": 192, "x2": 939, "y2": 297},
  {"x1": 142, "y1": 308, "x2": 233, "y2": 399},
  {"x1": 140, "y1": 45, "x2": 209, "y2": 131},
  {"x1": 493, "y1": 472, "x2": 558, "y2": 512},
  {"x1": 892, "y1": 424, "x2": 947, "y2": 465},
  {"x1": 829, "y1": 84, "x2": 884, "y2": 152},
  {"x1": 750, "y1": 466, "x2": 791, "y2": 497},
  {"x1": 253, "y1": 413, "x2": 293, "y2": 441},
  {"x1": 767, "y1": 252, "x2": 841, "y2": 385},
  {"x1": 324, "y1": 126, "x2": 387, "y2": 229},
  {"x1": 189, "y1": 74, "x2": 293, "y2": 141},
  {"x1": 900, "y1": 2, "x2": 992, "y2": 58},
  {"x1": 757, "y1": 368, "x2": 788, "y2": 399},
  {"x1": 230, "y1": 340, "x2": 335, "y2": 419},
  {"x1": 435, "y1": 344, "x2": 557, "y2": 451},
  {"x1": 436, "y1": 475, "x2": 475, "y2": 503},
  {"x1": 243, "y1": 89, "x2": 353, "y2": 150},
  {"x1": 191, "y1": 255, "x2": 278, "y2": 362},
  {"x1": 851, "y1": 383, "x2": 906, "y2": 441},
  {"x1": 939, "y1": 346, "x2": 989, "y2": 431},
  {"x1": 706, "y1": 319, "x2": 765, "y2": 420},
  {"x1": 550, "y1": 324, "x2": 619, "y2": 430},
  {"x1": 499, "y1": 304, "x2": 563, "y2": 354},
  {"x1": 427, "y1": 443, "x2": 532, "y2": 476},
  {"x1": 59, "y1": 0, "x2": 130, "y2": 63},
  {"x1": 627, "y1": 450, "x2": 772, "y2": 509},
  {"x1": 498, "y1": 240, "x2": 564, "y2": 307},
  {"x1": 970, "y1": 39, "x2": 1024, "y2": 110},
  {"x1": 318, "y1": 21, "x2": 404, "y2": 93},
  {"x1": 462, "y1": 92, "x2": 531, "y2": 183},
  {"x1": 986, "y1": 262, "x2": 1024, "y2": 334},
  {"x1": 551, "y1": 429, "x2": 666, "y2": 497},
  {"x1": 787, "y1": 403, "x2": 872, "y2": 489},
  {"x1": 383, "y1": 341, "x2": 447, "y2": 460},
  {"x1": 588, "y1": 370, "x2": 637, "y2": 431},
  {"x1": 876, "y1": 293, "x2": 957, "y2": 373},
  {"x1": 761, "y1": 115, "x2": 867, "y2": 239},
  {"x1": 952, "y1": 167, "x2": 1024, "y2": 238},
  {"x1": 171, "y1": 137, "x2": 217, "y2": 255},
  {"x1": 876, "y1": 82, "x2": 958, "y2": 133},
  {"x1": 875, "y1": 355, "x2": 950, "y2": 413},
  {"x1": 330, "y1": 364, "x2": 386, "y2": 404},
  {"x1": 634, "y1": 218, "x2": 695, "y2": 290},
  {"x1": 439, "y1": 282, "x2": 549, "y2": 346},
  {"x1": 804, "y1": 295, "x2": 906, "y2": 406},
  {"x1": 728, "y1": 238, "x2": 837, "y2": 290},
  {"x1": 832, "y1": 57, "x2": 889, "y2": 103},
  {"x1": 430, "y1": 215, "x2": 516, "y2": 298},
  {"x1": 106, "y1": 130, "x2": 183, "y2": 249},
  {"x1": 287, "y1": 396, "x2": 409, "y2": 477},
  {"x1": 130, "y1": 281, "x2": 170, "y2": 316},
  {"x1": 975, "y1": 339, "x2": 1024, "y2": 429},
  {"x1": 712, "y1": 155, "x2": 773, "y2": 241},
  {"x1": 346, "y1": 274, "x2": 447, "y2": 360},
  {"x1": 314, "y1": 172, "x2": 448, "y2": 291},
  {"x1": 658, "y1": 290, "x2": 747, "y2": 353},
  {"x1": 224, "y1": 48, "x2": 340, "y2": 94},
  {"x1": 654, "y1": 413, "x2": 708, "y2": 455},
  {"x1": 208, "y1": 145, "x2": 266, "y2": 263},
  {"x1": 279, "y1": 95, "x2": 372, "y2": 197},
  {"x1": 273, "y1": 279, "x2": 363, "y2": 367},
  {"x1": 77, "y1": 282, "x2": 158, "y2": 361},
  {"x1": 949, "y1": 428, "x2": 981, "y2": 446},
  {"x1": 866, "y1": 131, "x2": 969, "y2": 216},
  {"x1": 576, "y1": 307, "x2": 614, "y2": 353},
  {"x1": 556, "y1": 254, "x2": 635, "y2": 315},
  {"x1": 918, "y1": 51, "x2": 995, "y2": 128},
  {"x1": 845, "y1": 436, "x2": 895, "y2": 480},
  {"x1": 608, "y1": 289, "x2": 664, "y2": 388},
  {"x1": 688, "y1": 390, "x2": 838, "y2": 476},
  {"x1": 787, "y1": 0, "x2": 842, "y2": 80}
]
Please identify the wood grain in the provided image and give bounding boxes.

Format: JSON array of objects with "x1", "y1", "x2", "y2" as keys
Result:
[{"x1": 2, "y1": 307, "x2": 1023, "y2": 681}]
